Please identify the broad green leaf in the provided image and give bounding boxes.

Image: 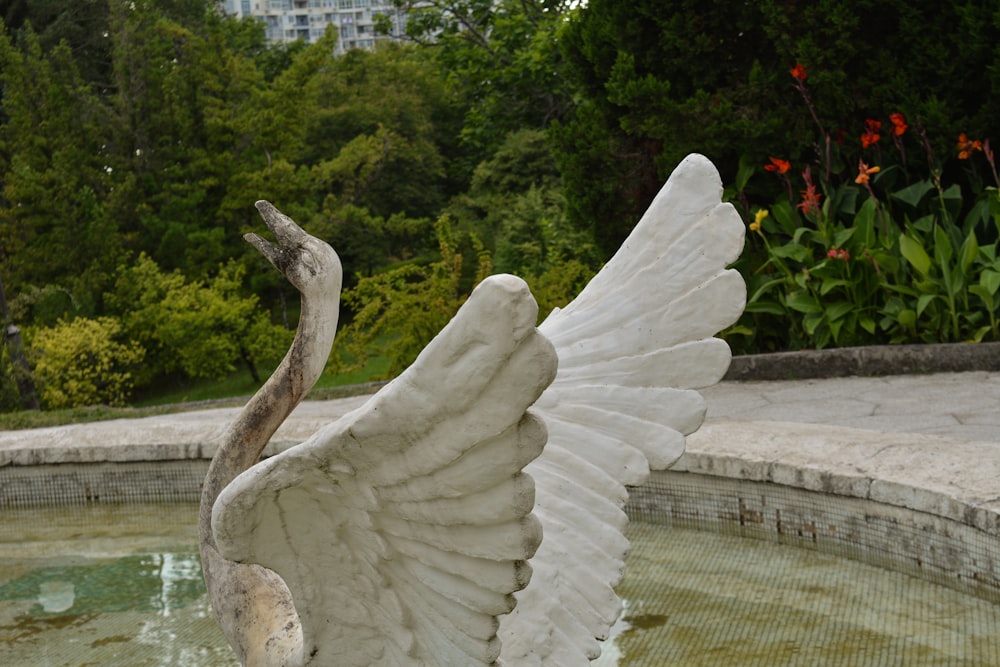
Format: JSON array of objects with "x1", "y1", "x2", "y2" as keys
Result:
[
  {"x1": 883, "y1": 283, "x2": 921, "y2": 297},
  {"x1": 916, "y1": 293, "x2": 937, "y2": 317},
  {"x1": 792, "y1": 226, "x2": 814, "y2": 244},
  {"x1": 958, "y1": 229, "x2": 979, "y2": 276},
  {"x1": 969, "y1": 284, "x2": 996, "y2": 310},
  {"x1": 911, "y1": 214, "x2": 935, "y2": 233},
  {"x1": 833, "y1": 226, "x2": 856, "y2": 248},
  {"x1": 898, "y1": 233, "x2": 932, "y2": 276},
  {"x1": 972, "y1": 325, "x2": 992, "y2": 343},
  {"x1": 785, "y1": 291, "x2": 823, "y2": 314},
  {"x1": 770, "y1": 243, "x2": 811, "y2": 263},
  {"x1": 859, "y1": 314, "x2": 877, "y2": 334},
  {"x1": 870, "y1": 250, "x2": 900, "y2": 274},
  {"x1": 734, "y1": 154, "x2": 754, "y2": 191},
  {"x1": 802, "y1": 312, "x2": 823, "y2": 335},
  {"x1": 897, "y1": 309, "x2": 917, "y2": 327},
  {"x1": 891, "y1": 179, "x2": 933, "y2": 208},
  {"x1": 941, "y1": 183, "x2": 963, "y2": 223},
  {"x1": 744, "y1": 301, "x2": 786, "y2": 315},
  {"x1": 824, "y1": 301, "x2": 855, "y2": 322},
  {"x1": 747, "y1": 277, "x2": 787, "y2": 301},
  {"x1": 820, "y1": 278, "x2": 852, "y2": 295},
  {"x1": 769, "y1": 199, "x2": 799, "y2": 236},
  {"x1": 963, "y1": 195, "x2": 993, "y2": 234},
  {"x1": 933, "y1": 224, "x2": 953, "y2": 266},
  {"x1": 829, "y1": 316, "x2": 844, "y2": 341},
  {"x1": 934, "y1": 225, "x2": 957, "y2": 297},
  {"x1": 828, "y1": 186, "x2": 858, "y2": 218},
  {"x1": 855, "y1": 197, "x2": 877, "y2": 248},
  {"x1": 982, "y1": 269, "x2": 1000, "y2": 295}
]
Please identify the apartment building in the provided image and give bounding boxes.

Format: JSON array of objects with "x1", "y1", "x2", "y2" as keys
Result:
[{"x1": 220, "y1": 0, "x2": 409, "y2": 54}]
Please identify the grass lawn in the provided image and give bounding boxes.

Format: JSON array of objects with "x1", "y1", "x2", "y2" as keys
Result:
[{"x1": 0, "y1": 345, "x2": 394, "y2": 431}]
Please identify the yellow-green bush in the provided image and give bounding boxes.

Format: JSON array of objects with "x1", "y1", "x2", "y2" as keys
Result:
[{"x1": 30, "y1": 317, "x2": 145, "y2": 409}]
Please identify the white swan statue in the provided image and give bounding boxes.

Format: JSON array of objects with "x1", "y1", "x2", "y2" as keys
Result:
[{"x1": 199, "y1": 153, "x2": 746, "y2": 666}]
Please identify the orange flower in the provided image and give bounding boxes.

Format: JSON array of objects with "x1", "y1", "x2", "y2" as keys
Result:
[
  {"x1": 855, "y1": 160, "x2": 881, "y2": 185},
  {"x1": 790, "y1": 63, "x2": 807, "y2": 82},
  {"x1": 861, "y1": 119, "x2": 881, "y2": 149},
  {"x1": 764, "y1": 157, "x2": 791, "y2": 174},
  {"x1": 889, "y1": 112, "x2": 908, "y2": 137},
  {"x1": 957, "y1": 133, "x2": 983, "y2": 159}
]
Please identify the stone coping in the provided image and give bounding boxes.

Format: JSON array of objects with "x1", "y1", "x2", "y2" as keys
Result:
[
  {"x1": 0, "y1": 395, "x2": 373, "y2": 467},
  {"x1": 679, "y1": 421, "x2": 1000, "y2": 535},
  {"x1": 725, "y1": 341, "x2": 1000, "y2": 381},
  {"x1": 4, "y1": 407, "x2": 999, "y2": 543}
]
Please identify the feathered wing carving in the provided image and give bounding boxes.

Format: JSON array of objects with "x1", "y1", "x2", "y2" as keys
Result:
[
  {"x1": 497, "y1": 153, "x2": 747, "y2": 664},
  {"x1": 212, "y1": 153, "x2": 743, "y2": 666},
  {"x1": 212, "y1": 274, "x2": 558, "y2": 666}
]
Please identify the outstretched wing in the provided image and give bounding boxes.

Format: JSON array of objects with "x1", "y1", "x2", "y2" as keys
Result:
[
  {"x1": 212, "y1": 274, "x2": 558, "y2": 666},
  {"x1": 498, "y1": 153, "x2": 747, "y2": 664}
]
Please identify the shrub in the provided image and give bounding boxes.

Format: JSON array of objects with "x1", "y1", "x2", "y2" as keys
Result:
[{"x1": 30, "y1": 317, "x2": 145, "y2": 409}]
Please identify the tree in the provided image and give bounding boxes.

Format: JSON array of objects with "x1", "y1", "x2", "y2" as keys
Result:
[
  {"x1": 333, "y1": 217, "x2": 491, "y2": 377},
  {"x1": 0, "y1": 24, "x2": 118, "y2": 315},
  {"x1": 108, "y1": 255, "x2": 290, "y2": 385},
  {"x1": 389, "y1": 0, "x2": 574, "y2": 160}
]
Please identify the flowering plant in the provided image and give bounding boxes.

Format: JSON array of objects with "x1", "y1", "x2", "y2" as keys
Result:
[{"x1": 729, "y1": 63, "x2": 1000, "y2": 352}]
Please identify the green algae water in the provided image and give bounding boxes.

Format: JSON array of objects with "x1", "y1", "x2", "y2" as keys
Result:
[
  {"x1": 596, "y1": 522, "x2": 1000, "y2": 666},
  {"x1": 0, "y1": 503, "x2": 236, "y2": 667},
  {"x1": 3, "y1": 504, "x2": 1000, "y2": 666}
]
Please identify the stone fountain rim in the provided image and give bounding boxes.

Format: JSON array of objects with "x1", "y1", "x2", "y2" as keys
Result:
[{"x1": 725, "y1": 340, "x2": 1000, "y2": 382}]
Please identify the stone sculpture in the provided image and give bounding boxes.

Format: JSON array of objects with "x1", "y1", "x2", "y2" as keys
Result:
[{"x1": 199, "y1": 153, "x2": 746, "y2": 666}]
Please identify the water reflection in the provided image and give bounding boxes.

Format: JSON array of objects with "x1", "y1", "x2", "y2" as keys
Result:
[
  {"x1": 0, "y1": 553, "x2": 206, "y2": 617},
  {"x1": 0, "y1": 502, "x2": 238, "y2": 667}
]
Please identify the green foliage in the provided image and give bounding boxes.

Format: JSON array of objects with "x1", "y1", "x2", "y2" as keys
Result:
[
  {"x1": 334, "y1": 217, "x2": 491, "y2": 378},
  {"x1": 0, "y1": 343, "x2": 22, "y2": 412},
  {"x1": 390, "y1": 0, "x2": 572, "y2": 172},
  {"x1": 555, "y1": 0, "x2": 1000, "y2": 253},
  {"x1": 735, "y1": 82, "x2": 1000, "y2": 352},
  {"x1": 29, "y1": 316, "x2": 145, "y2": 408},
  {"x1": 108, "y1": 255, "x2": 290, "y2": 383},
  {"x1": 7, "y1": 0, "x2": 1000, "y2": 412},
  {"x1": 0, "y1": 24, "x2": 118, "y2": 312}
]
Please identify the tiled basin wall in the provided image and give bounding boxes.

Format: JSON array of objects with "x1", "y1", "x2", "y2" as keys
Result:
[{"x1": 627, "y1": 470, "x2": 1000, "y2": 603}]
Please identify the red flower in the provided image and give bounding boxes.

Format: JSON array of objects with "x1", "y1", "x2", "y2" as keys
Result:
[
  {"x1": 826, "y1": 248, "x2": 850, "y2": 261},
  {"x1": 797, "y1": 167, "x2": 822, "y2": 217},
  {"x1": 861, "y1": 119, "x2": 881, "y2": 149},
  {"x1": 764, "y1": 157, "x2": 791, "y2": 174},
  {"x1": 790, "y1": 63, "x2": 808, "y2": 82},
  {"x1": 889, "y1": 112, "x2": 908, "y2": 137}
]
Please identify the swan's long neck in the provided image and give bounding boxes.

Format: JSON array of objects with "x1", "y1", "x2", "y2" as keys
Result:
[{"x1": 199, "y1": 287, "x2": 339, "y2": 666}]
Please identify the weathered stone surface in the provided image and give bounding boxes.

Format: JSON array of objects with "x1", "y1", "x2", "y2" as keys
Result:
[
  {"x1": 726, "y1": 340, "x2": 1000, "y2": 381},
  {"x1": 205, "y1": 153, "x2": 745, "y2": 666}
]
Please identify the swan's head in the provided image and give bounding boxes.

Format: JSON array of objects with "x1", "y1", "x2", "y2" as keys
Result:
[{"x1": 245, "y1": 201, "x2": 342, "y2": 300}]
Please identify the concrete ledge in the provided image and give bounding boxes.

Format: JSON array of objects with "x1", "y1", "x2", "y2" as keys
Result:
[
  {"x1": 726, "y1": 342, "x2": 1000, "y2": 381},
  {"x1": 678, "y1": 420, "x2": 1000, "y2": 533}
]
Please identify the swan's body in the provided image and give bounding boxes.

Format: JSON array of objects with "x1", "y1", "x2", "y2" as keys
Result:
[{"x1": 199, "y1": 154, "x2": 746, "y2": 665}]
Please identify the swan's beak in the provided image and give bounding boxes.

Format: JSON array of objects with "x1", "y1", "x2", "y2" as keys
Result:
[{"x1": 245, "y1": 200, "x2": 309, "y2": 269}]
